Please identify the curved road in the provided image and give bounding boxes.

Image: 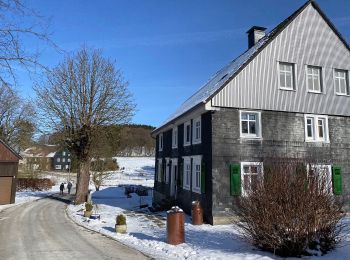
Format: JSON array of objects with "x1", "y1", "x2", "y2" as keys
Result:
[{"x1": 0, "y1": 197, "x2": 149, "y2": 260}]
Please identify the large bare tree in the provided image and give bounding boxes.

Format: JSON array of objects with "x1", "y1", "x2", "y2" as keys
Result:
[
  {"x1": 0, "y1": 84, "x2": 35, "y2": 148},
  {"x1": 34, "y1": 48, "x2": 135, "y2": 204},
  {"x1": 0, "y1": 0, "x2": 55, "y2": 85}
]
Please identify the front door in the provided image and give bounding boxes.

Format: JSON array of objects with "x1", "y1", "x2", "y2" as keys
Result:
[{"x1": 170, "y1": 160, "x2": 178, "y2": 197}]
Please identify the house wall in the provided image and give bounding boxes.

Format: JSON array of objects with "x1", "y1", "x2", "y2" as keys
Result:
[
  {"x1": 0, "y1": 161, "x2": 19, "y2": 204},
  {"x1": 53, "y1": 150, "x2": 71, "y2": 171},
  {"x1": 211, "y1": 108, "x2": 350, "y2": 224},
  {"x1": 153, "y1": 111, "x2": 213, "y2": 223},
  {"x1": 212, "y1": 4, "x2": 350, "y2": 117}
]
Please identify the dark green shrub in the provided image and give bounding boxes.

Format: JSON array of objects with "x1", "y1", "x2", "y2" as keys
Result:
[
  {"x1": 85, "y1": 202, "x2": 93, "y2": 212},
  {"x1": 116, "y1": 214, "x2": 126, "y2": 225}
]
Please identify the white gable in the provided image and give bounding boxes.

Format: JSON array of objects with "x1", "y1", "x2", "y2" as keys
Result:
[{"x1": 211, "y1": 4, "x2": 350, "y2": 116}]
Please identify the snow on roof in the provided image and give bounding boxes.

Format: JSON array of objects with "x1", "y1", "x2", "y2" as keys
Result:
[
  {"x1": 46, "y1": 152, "x2": 56, "y2": 158},
  {"x1": 156, "y1": 36, "x2": 269, "y2": 131}
]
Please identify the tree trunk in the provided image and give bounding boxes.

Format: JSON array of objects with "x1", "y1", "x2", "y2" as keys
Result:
[{"x1": 75, "y1": 159, "x2": 91, "y2": 204}]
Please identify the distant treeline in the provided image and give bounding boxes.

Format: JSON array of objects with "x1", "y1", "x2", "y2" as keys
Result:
[{"x1": 41, "y1": 124, "x2": 156, "y2": 157}]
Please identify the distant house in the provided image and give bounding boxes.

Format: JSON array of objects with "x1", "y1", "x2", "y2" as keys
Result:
[
  {"x1": 0, "y1": 140, "x2": 22, "y2": 205},
  {"x1": 20, "y1": 145, "x2": 57, "y2": 171},
  {"x1": 52, "y1": 149, "x2": 71, "y2": 171},
  {"x1": 20, "y1": 146, "x2": 72, "y2": 172},
  {"x1": 152, "y1": 1, "x2": 350, "y2": 224}
]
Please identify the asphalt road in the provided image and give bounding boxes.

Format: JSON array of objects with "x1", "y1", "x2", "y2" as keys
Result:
[{"x1": 0, "y1": 196, "x2": 149, "y2": 260}]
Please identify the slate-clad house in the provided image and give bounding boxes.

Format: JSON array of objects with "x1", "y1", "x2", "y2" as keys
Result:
[
  {"x1": 0, "y1": 140, "x2": 22, "y2": 205},
  {"x1": 53, "y1": 149, "x2": 71, "y2": 171},
  {"x1": 151, "y1": 1, "x2": 350, "y2": 225}
]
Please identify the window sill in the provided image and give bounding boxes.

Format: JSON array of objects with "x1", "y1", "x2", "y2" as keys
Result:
[
  {"x1": 172, "y1": 146, "x2": 178, "y2": 149},
  {"x1": 183, "y1": 185, "x2": 190, "y2": 191},
  {"x1": 279, "y1": 87, "x2": 296, "y2": 92},
  {"x1": 183, "y1": 143, "x2": 191, "y2": 147},
  {"x1": 305, "y1": 139, "x2": 330, "y2": 144},
  {"x1": 192, "y1": 188, "x2": 201, "y2": 194},
  {"x1": 335, "y1": 93, "x2": 350, "y2": 97},
  {"x1": 192, "y1": 140, "x2": 201, "y2": 145},
  {"x1": 307, "y1": 90, "x2": 323, "y2": 94},
  {"x1": 240, "y1": 135, "x2": 262, "y2": 140}
]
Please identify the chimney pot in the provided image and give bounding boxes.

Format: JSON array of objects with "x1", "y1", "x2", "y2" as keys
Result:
[{"x1": 247, "y1": 26, "x2": 267, "y2": 48}]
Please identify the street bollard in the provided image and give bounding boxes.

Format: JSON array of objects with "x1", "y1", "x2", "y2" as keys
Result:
[
  {"x1": 166, "y1": 206, "x2": 185, "y2": 245},
  {"x1": 191, "y1": 201, "x2": 203, "y2": 225}
]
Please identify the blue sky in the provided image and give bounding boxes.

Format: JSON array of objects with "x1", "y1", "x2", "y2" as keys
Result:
[{"x1": 19, "y1": 0, "x2": 350, "y2": 127}]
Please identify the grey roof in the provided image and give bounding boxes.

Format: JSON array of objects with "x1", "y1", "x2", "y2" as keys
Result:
[{"x1": 158, "y1": 36, "x2": 269, "y2": 129}]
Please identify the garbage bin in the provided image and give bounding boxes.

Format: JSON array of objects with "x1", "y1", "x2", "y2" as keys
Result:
[
  {"x1": 166, "y1": 206, "x2": 185, "y2": 245},
  {"x1": 191, "y1": 201, "x2": 203, "y2": 225}
]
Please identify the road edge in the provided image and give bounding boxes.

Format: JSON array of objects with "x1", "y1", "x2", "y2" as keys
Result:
[{"x1": 64, "y1": 203, "x2": 156, "y2": 260}]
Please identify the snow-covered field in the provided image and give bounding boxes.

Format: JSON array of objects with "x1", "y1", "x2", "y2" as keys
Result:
[
  {"x1": 67, "y1": 157, "x2": 350, "y2": 260},
  {"x1": 0, "y1": 184, "x2": 61, "y2": 213}
]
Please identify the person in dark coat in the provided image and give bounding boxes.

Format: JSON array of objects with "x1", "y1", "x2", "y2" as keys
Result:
[
  {"x1": 67, "y1": 181, "x2": 72, "y2": 194},
  {"x1": 60, "y1": 183, "x2": 64, "y2": 195}
]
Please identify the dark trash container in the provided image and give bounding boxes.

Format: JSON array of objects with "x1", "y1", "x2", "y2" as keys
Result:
[
  {"x1": 191, "y1": 201, "x2": 203, "y2": 225},
  {"x1": 166, "y1": 206, "x2": 185, "y2": 245}
]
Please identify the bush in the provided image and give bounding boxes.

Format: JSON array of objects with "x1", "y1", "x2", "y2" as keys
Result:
[
  {"x1": 16, "y1": 178, "x2": 54, "y2": 191},
  {"x1": 235, "y1": 160, "x2": 344, "y2": 257},
  {"x1": 85, "y1": 202, "x2": 93, "y2": 212},
  {"x1": 116, "y1": 214, "x2": 126, "y2": 225}
]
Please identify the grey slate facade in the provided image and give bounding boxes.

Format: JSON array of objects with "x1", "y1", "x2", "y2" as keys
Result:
[
  {"x1": 152, "y1": 1, "x2": 350, "y2": 225},
  {"x1": 53, "y1": 149, "x2": 71, "y2": 171}
]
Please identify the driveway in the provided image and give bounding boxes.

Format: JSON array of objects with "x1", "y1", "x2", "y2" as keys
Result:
[{"x1": 0, "y1": 196, "x2": 149, "y2": 260}]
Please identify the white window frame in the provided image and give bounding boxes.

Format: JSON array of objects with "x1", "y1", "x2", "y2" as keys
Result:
[
  {"x1": 278, "y1": 61, "x2": 296, "y2": 90},
  {"x1": 183, "y1": 121, "x2": 191, "y2": 146},
  {"x1": 333, "y1": 69, "x2": 350, "y2": 96},
  {"x1": 306, "y1": 65, "x2": 323, "y2": 93},
  {"x1": 241, "y1": 162, "x2": 264, "y2": 196},
  {"x1": 192, "y1": 155, "x2": 202, "y2": 194},
  {"x1": 67, "y1": 158, "x2": 71, "y2": 163},
  {"x1": 183, "y1": 157, "x2": 191, "y2": 190},
  {"x1": 157, "y1": 159, "x2": 162, "y2": 182},
  {"x1": 158, "y1": 133, "x2": 163, "y2": 151},
  {"x1": 165, "y1": 158, "x2": 170, "y2": 184},
  {"x1": 57, "y1": 157, "x2": 61, "y2": 162},
  {"x1": 55, "y1": 165, "x2": 61, "y2": 170},
  {"x1": 62, "y1": 151, "x2": 66, "y2": 156},
  {"x1": 239, "y1": 111, "x2": 262, "y2": 139},
  {"x1": 304, "y1": 114, "x2": 329, "y2": 143},
  {"x1": 307, "y1": 164, "x2": 332, "y2": 194},
  {"x1": 172, "y1": 127, "x2": 178, "y2": 149},
  {"x1": 192, "y1": 117, "x2": 202, "y2": 144},
  {"x1": 62, "y1": 158, "x2": 66, "y2": 163}
]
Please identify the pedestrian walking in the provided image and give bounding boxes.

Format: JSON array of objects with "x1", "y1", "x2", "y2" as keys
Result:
[
  {"x1": 67, "y1": 181, "x2": 72, "y2": 194},
  {"x1": 60, "y1": 183, "x2": 65, "y2": 195}
]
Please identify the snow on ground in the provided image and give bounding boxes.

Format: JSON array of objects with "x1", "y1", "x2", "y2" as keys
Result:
[
  {"x1": 67, "y1": 157, "x2": 350, "y2": 260},
  {"x1": 0, "y1": 184, "x2": 61, "y2": 213}
]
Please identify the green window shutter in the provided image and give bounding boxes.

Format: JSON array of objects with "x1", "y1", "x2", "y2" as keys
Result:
[
  {"x1": 201, "y1": 162, "x2": 205, "y2": 194},
  {"x1": 230, "y1": 164, "x2": 241, "y2": 196},
  {"x1": 332, "y1": 166, "x2": 342, "y2": 195}
]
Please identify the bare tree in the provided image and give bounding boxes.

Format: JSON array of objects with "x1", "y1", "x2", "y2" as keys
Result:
[
  {"x1": 34, "y1": 48, "x2": 135, "y2": 204},
  {"x1": 91, "y1": 158, "x2": 117, "y2": 191},
  {"x1": 0, "y1": 84, "x2": 35, "y2": 148},
  {"x1": 0, "y1": 0, "x2": 55, "y2": 85}
]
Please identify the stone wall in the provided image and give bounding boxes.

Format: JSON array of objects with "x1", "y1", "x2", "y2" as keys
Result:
[{"x1": 211, "y1": 108, "x2": 350, "y2": 224}]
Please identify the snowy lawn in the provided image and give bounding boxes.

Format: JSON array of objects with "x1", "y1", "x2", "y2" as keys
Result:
[
  {"x1": 0, "y1": 184, "x2": 61, "y2": 213},
  {"x1": 66, "y1": 157, "x2": 350, "y2": 260}
]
